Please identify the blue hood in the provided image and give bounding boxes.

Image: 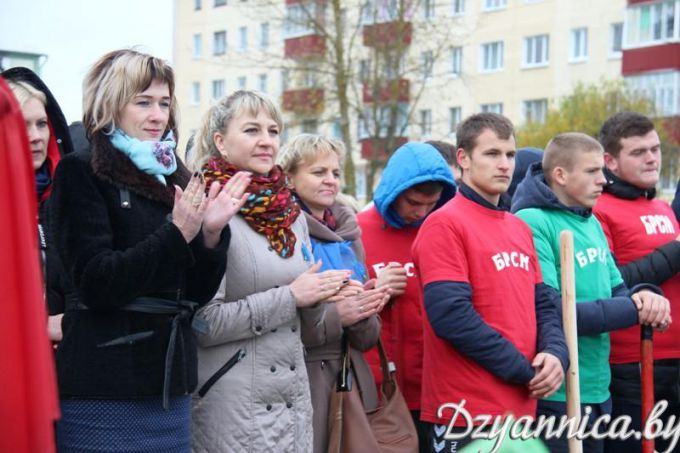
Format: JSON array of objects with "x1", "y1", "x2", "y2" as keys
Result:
[
  {"x1": 511, "y1": 162, "x2": 591, "y2": 218},
  {"x1": 373, "y1": 142, "x2": 457, "y2": 228}
]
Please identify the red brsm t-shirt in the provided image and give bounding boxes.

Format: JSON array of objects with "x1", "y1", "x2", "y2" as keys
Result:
[
  {"x1": 413, "y1": 194, "x2": 541, "y2": 426},
  {"x1": 358, "y1": 206, "x2": 425, "y2": 410},
  {"x1": 594, "y1": 192, "x2": 680, "y2": 363}
]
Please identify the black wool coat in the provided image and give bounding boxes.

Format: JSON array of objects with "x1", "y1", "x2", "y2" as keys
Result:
[{"x1": 50, "y1": 135, "x2": 229, "y2": 399}]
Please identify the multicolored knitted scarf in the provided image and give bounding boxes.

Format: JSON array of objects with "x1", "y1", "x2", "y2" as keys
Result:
[{"x1": 202, "y1": 157, "x2": 301, "y2": 258}]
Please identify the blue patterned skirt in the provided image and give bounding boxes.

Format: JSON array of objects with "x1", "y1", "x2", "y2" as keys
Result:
[{"x1": 56, "y1": 396, "x2": 190, "y2": 452}]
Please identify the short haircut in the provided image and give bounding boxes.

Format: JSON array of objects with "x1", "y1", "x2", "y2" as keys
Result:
[
  {"x1": 277, "y1": 133, "x2": 346, "y2": 174},
  {"x1": 598, "y1": 112, "x2": 655, "y2": 158},
  {"x1": 410, "y1": 180, "x2": 444, "y2": 196},
  {"x1": 82, "y1": 49, "x2": 176, "y2": 139},
  {"x1": 6, "y1": 80, "x2": 47, "y2": 107},
  {"x1": 189, "y1": 90, "x2": 283, "y2": 170},
  {"x1": 425, "y1": 140, "x2": 457, "y2": 167},
  {"x1": 543, "y1": 132, "x2": 603, "y2": 185},
  {"x1": 456, "y1": 113, "x2": 514, "y2": 155}
]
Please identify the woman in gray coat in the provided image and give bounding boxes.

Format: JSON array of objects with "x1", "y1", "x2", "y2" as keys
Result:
[
  {"x1": 189, "y1": 91, "x2": 349, "y2": 452},
  {"x1": 278, "y1": 134, "x2": 390, "y2": 452}
]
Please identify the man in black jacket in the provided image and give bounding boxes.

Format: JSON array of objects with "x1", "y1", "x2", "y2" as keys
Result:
[{"x1": 593, "y1": 112, "x2": 680, "y2": 453}]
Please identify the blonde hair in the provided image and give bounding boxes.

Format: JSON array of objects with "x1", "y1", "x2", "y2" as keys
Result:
[
  {"x1": 277, "y1": 133, "x2": 346, "y2": 174},
  {"x1": 543, "y1": 132, "x2": 603, "y2": 185},
  {"x1": 7, "y1": 80, "x2": 46, "y2": 107},
  {"x1": 82, "y1": 49, "x2": 176, "y2": 138},
  {"x1": 189, "y1": 90, "x2": 283, "y2": 170}
]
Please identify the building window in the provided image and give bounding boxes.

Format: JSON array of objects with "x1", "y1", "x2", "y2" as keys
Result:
[
  {"x1": 238, "y1": 26, "x2": 248, "y2": 51},
  {"x1": 258, "y1": 74, "x2": 268, "y2": 93},
  {"x1": 419, "y1": 109, "x2": 432, "y2": 136},
  {"x1": 213, "y1": 31, "x2": 226, "y2": 55},
  {"x1": 359, "y1": 103, "x2": 409, "y2": 139},
  {"x1": 480, "y1": 41, "x2": 504, "y2": 72},
  {"x1": 238, "y1": 76, "x2": 247, "y2": 89},
  {"x1": 211, "y1": 80, "x2": 225, "y2": 100},
  {"x1": 192, "y1": 34, "x2": 202, "y2": 59},
  {"x1": 609, "y1": 23, "x2": 623, "y2": 58},
  {"x1": 626, "y1": 1, "x2": 677, "y2": 46},
  {"x1": 260, "y1": 22, "x2": 270, "y2": 49},
  {"x1": 449, "y1": 107, "x2": 462, "y2": 134},
  {"x1": 523, "y1": 99, "x2": 548, "y2": 124},
  {"x1": 302, "y1": 119, "x2": 318, "y2": 134},
  {"x1": 450, "y1": 47, "x2": 463, "y2": 76},
  {"x1": 281, "y1": 69, "x2": 290, "y2": 93},
  {"x1": 359, "y1": 59, "x2": 371, "y2": 81},
  {"x1": 421, "y1": 51, "x2": 434, "y2": 79},
  {"x1": 355, "y1": 166, "x2": 367, "y2": 201},
  {"x1": 452, "y1": 0, "x2": 465, "y2": 15},
  {"x1": 570, "y1": 27, "x2": 588, "y2": 62},
  {"x1": 483, "y1": 0, "x2": 507, "y2": 11},
  {"x1": 303, "y1": 70, "x2": 318, "y2": 88},
  {"x1": 191, "y1": 82, "x2": 200, "y2": 105},
  {"x1": 214, "y1": 0, "x2": 226, "y2": 6},
  {"x1": 481, "y1": 103, "x2": 503, "y2": 114},
  {"x1": 523, "y1": 34, "x2": 549, "y2": 68},
  {"x1": 284, "y1": 4, "x2": 317, "y2": 38},
  {"x1": 362, "y1": 0, "x2": 401, "y2": 25},
  {"x1": 423, "y1": 0, "x2": 435, "y2": 19},
  {"x1": 195, "y1": 0, "x2": 202, "y2": 10},
  {"x1": 626, "y1": 70, "x2": 679, "y2": 116}
]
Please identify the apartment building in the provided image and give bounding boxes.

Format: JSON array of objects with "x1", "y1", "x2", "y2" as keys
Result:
[{"x1": 174, "y1": 0, "x2": 627, "y2": 199}]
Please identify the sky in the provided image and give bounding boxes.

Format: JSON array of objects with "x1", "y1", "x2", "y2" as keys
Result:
[{"x1": 0, "y1": 0, "x2": 174, "y2": 123}]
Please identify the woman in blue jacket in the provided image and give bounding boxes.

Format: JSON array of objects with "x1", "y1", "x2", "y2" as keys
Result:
[{"x1": 277, "y1": 133, "x2": 391, "y2": 453}]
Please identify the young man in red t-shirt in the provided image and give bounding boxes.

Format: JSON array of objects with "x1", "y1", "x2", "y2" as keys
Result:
[
  {"x1": 594, "y1": 112, "x2": 680, "y2": 453},
  {"x1": 358, "y1": 141, "x2": 457, "y2": 452},
  {"x1": 412, "y1": 113, "x2": 568, "y2": 452}
]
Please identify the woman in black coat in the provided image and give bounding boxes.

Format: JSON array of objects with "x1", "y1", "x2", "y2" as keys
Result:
[
  {"x1": 3, "y1": 67, "x2": 74, "y2": 342},
  {"x1": 49, "y1": 49, "x2": 250, "y2": 452}
]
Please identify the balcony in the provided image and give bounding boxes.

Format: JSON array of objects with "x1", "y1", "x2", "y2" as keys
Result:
[
  {"x1": 284, "y1": 34, "x2": 326, "y2": 59},
  {"x1": 362, "y1": 79, "x2": 410, "y2": 103},
  {"x1": 363, "y1": 21, "x2": 412, "y2": 49},
  {"x1": 622, "y1": 43, "x2": 680, "y2": 75},
  {"x1": 360, "y1": 136, "x2": 409, "y2": 161},
  {"x1": 282, "y1": 88, "x2": 324, "y2": 114}
]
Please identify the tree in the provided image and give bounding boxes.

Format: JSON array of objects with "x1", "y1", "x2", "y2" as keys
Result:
[
  {"x1": 239, "y1": 0, "x2": 455, "y2": 199},
  {"x1": 517, "y1": 80, "x2": 680, "y2": 186}
]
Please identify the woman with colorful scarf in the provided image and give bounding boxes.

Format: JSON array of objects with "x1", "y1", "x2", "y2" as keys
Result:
[
  {"x1": 277, "y1": 134, "x2": 390, "y2": 452},
  {"x1": 189, "y1": 91, "x2": 350, "y2": 452},
  {"x1": 3, "y1": 67, "x2": 74, "y2": 343},
  {"x1": 48, "y1": 49, "x2": 246, "y2": 452}
]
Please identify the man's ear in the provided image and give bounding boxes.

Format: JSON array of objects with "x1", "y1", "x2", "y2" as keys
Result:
[
  {"x1": 552, "y1": 166, "x2": 568, "y2": 186},
  {"x1": 456, "y1": 148, "x2": 469, "y2": 171},
  {"x1": 603, "y1": 152, "x2": 618, "y2": 172}
]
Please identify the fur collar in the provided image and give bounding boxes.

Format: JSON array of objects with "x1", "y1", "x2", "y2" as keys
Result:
[{"x1": 90, "y1": 134, "x2": 191, "y2": 206}]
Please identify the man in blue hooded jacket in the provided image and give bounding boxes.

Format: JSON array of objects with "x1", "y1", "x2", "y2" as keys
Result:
[{"x1": 358, "y1": 142, "x2": 456, "y2": 451}]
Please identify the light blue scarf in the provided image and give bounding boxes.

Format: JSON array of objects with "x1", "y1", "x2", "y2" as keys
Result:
[{"x1": 110, "y1": 129, "x2": 177, "y2": 185}]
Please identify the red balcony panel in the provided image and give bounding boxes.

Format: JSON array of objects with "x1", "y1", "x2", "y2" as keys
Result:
[
  {"x1": 284, "y1": 34, "x2": 326, "y2": 59},
  {"x1": 628, "y1": 0, "x2": 653, "y2": 4},
  {"x1": 622, "y1": 43, "x2": 680, "y2": 75},
  {"x1": 362, "y1": 79, "x2": 410, "y2": 103},
  {"x1": 362, "y1": 21, "x2": 412, "y2": 48},
  {"x1": 282, "y1": 88, "x2": 324, "y2": 114},
  {"x1": 360, "y1": 137, "x2": 408, "y2": 161}
]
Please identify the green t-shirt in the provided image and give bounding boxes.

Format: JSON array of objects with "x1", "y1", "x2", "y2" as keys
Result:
[{"x1": 516, "y1": 208, "x2": 623, "y2": 404}]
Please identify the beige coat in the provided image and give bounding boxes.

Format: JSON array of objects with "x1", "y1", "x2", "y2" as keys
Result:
[
  {"x1": 303, "y1": 203, "x2": 381, "y2": 453},
  {"x1": 192, "y1": 214, "x2": 323, "y2": 453}
]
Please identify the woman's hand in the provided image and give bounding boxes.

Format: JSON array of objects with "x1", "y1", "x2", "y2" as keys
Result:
[
  {"x1": 337, "y1": 286, "x2": 391, "y2": 327},
  {"x1": 172, "y1": 173, "x2": 208, "y2": 243},
  {"x1": 290, "y1": 261, "x2": 350, "y2": 308},
  {"x1": 202, "y1": 171, "x2": 251, "y2": 248},
  {"x1": 48, "y1": 313, "x2": 64, "y2": 343}
]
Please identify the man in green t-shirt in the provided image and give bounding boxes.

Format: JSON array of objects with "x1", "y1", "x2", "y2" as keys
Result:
[{"x1": 511, "y1": 132, "x2": 671, "y2": 453}]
